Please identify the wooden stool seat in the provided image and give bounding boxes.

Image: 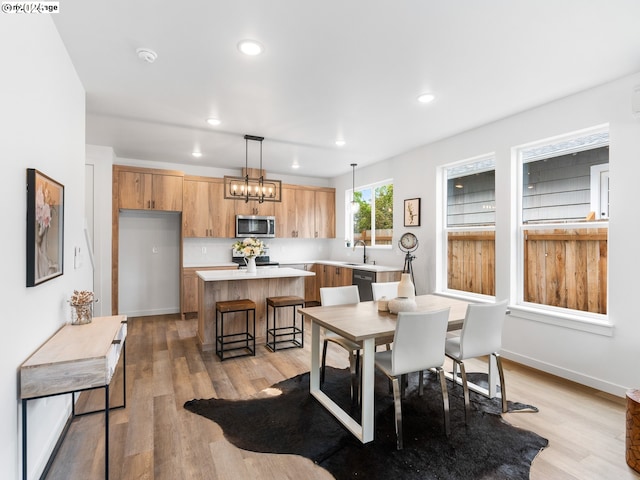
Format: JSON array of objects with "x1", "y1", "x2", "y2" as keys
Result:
[
  {"x1": 266, "y1": 296, "x2": 304, "y2": 308},
  {"x1": 215, "y1": 299, "x2": 256, "y2": 361},
  {"x1": 265, "y1": 296, "x2": 304, "y2": 352},
  {"x1": 216, "y1": 299, "x2": 256, "y2": 313}
]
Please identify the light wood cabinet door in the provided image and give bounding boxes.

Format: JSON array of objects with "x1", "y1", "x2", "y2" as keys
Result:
[
  {"x1": 234, "y1": 199, "x2": 275, "y2": 217},
  {"x1": 118, "y1": 171, "x2": 152, "y2": 209},
  {"x1": 182, "y1": 270, "x2": 199, "y2": 313},
  {"x1": 295, "y1": 189, "x2": 316, "y2": 238},
  {"x1": 183, "y1": 178, "x2": 234, "y2": 238},
  {"x1": 319, "y1": 265, "x2": 352, "y2": 288},
  {"x1": 274, "y1": 187, "x2": 297, "y2": 237},
  {"x1": 118, "y1": 170, "x2": 182, "y2": 211},
  {"x1": 210, "y1": 182, "x2": 235, "y2": 238},
  {"x1": 183, "y1": 179, "x2": 212, "y2": 237},
  {"x1": 274, "y1": 186, "x2": 328, "y2": 238},
  {"x1": 314, "y1": 189, "x2": 336, "y2": 238},
  {"x1": 152, "y1": 174, "x2": 183, "y2": 211}
]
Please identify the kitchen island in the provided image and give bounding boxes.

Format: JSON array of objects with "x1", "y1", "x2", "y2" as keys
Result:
[{"x1": 197, "y1": 267, "x2": 315, "y2": 352}]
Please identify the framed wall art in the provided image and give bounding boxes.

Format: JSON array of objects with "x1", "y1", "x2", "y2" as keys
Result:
[
  {"x1": 26, "y1": 169, "x2": 64, "y2": 286},
  {"x1": 404, "y1": 197, "x2": 421, "y2": 227}
]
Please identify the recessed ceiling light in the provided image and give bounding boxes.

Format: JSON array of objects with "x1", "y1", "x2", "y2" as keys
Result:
[
  {"x1": 417, "y1": 93, "x2": 435, "y2": 104},
  {"x1": 238, "y1": 40, "x2": 264, "y2": 56},
  {"x1": 192, "y1": 152, "x2": 202, "y2": 158},
  {"x1": 335, "y1": 139, "x2": 346, "y2": 147},
  {"x1": 206, "y1": 117, "x2": 221, "y2": 126},
  {"x1": 291, "y1": 163, "x2": 300, "y2": 169}
]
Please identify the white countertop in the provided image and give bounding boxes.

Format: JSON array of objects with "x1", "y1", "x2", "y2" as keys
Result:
[
  {"x1": 184, "y1": 262, "x2": 238, "y2": 269},
  {"x1": 307, "y1": 260, "x2": 402, "y2": 273},
  {"x1": 197, "y1": 267, "x2": 315, "y2": 281}
]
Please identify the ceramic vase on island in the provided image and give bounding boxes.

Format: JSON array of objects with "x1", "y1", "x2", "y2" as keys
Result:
[
  {"x1": 244, "y1": 256, "x2": 257, "y2": 274},
  {"x1": 388, "y1": 273, "x2": 417, "y2": 314}
]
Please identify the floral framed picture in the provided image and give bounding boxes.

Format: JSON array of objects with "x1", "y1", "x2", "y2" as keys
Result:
[
  {"x1": 404, "y1": 198, "x2": 420, "y2": 227},
  {"x1": 26, "y1": 169, "x2": 64, "y2": 286}
]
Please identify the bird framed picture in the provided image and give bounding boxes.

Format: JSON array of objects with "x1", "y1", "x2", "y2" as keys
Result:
[{"x1": 404, "y1": 198, "x2": 420, "y2": 227}]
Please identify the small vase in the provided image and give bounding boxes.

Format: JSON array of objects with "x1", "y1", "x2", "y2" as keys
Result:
[
  {"x1": 245, "y1": 256, "x2": 257, "y2": 274},
  {"x1": 397, "y1": 273, "x2": 415, "y2": 298}
]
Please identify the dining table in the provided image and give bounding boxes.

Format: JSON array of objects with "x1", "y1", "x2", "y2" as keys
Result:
[{"x1": 298, "y1": 294, "x2": 502, "y2": 443}]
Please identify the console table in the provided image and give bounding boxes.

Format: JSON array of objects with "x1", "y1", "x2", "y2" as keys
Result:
[{"x1": 20, "y1": 315, "x2": 127, "y2": 480}]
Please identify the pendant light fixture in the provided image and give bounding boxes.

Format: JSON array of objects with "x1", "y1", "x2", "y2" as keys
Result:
[
  {"x1": 224, "y1": 135, "x2": 282, "y2": 203},
  {"x1": 350, "y1": 163, "x2": 360, "y2": 213}
]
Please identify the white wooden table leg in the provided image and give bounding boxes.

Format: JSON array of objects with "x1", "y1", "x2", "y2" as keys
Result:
[
  {"x1": 360, "y1": 338, "x2": 375, "y2": 443},
  {"x1": 310, "y1": 321, "x2": 320, "y2": 393}
]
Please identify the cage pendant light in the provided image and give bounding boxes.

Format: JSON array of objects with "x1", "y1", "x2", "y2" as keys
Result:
[{"x1": 224, "y1": 135, "x2": 282, "y2": 203}]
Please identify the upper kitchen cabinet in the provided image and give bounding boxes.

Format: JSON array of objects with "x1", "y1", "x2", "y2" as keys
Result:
[
  {"x1": 183, "y1": 176, "x2": 234, "y2": 237},
  {"x1": 275, "y1": 185, "x2": 335, "y2": 238},
  {"x1": 116, "y1": 165, "x2": 183, "y2": 211},
  {"x1": 234, "y1": 199, "x2": 275, "y2": 217},
  {"x1": 314, "y1": 189, "x2": 336, "y2": 238}
]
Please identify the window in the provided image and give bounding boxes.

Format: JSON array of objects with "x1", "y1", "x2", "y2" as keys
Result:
[
  {"x1": 347, "y1": 180, "x2": 393, "y2": 247},
  {"x1": 518, "y1": 127, "x2": 609, "y2": 315},
  {"x1": 443, "y1": 156, "x2": 495, "y2": 296}
]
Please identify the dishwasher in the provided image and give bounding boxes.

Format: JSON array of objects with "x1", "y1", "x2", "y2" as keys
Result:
[{"x1": 352, "y1": 269, "x2": 375, "y2": 301}]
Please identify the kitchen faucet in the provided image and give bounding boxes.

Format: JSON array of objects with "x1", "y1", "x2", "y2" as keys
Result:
[{"x1": 353, "y1": 240, "x2": 367, "y2": 264}]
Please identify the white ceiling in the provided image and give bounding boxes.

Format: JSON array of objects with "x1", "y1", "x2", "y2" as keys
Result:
[{"x1": 53, "y1": 0, "x2": 640, "y2": 178}]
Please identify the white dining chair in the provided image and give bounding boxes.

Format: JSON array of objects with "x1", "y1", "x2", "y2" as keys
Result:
[
  {"x1": 444, "y1": 300, "x2": 509, "y2": 424},
  {"x1": 319, "y1": 285, "x2": 362, "y2": 402},
  {"x1": 371, "y1": 281, "x2": 399, "y2": 351},
  {"x1": 374, "y1": 308, "x2": 451, "y2": 450},
  {"x1": 371, "y1": 281, "x2": 400, "y2": 301}
]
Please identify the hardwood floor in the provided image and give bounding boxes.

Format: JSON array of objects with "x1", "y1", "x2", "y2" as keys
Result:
[{"x1": 45, "y1": 314, "x2": 639, "y2": 480}]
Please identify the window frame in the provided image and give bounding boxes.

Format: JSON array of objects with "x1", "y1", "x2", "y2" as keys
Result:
[
  {"x1": 513, "y1": 124, "x2": 611, "y2": 334},
  {"x1": 345, "y1": 178, "x2": 394, "y2": 249},
  {"x1": 439, "y1": 154, "x2": 496, "y2": 300}
]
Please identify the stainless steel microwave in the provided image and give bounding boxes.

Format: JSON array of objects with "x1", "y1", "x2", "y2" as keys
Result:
[{"x1": 235, "y1": 215, "x2": 276, "y2": 238}]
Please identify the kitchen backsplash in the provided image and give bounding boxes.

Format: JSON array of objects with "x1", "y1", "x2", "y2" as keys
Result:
[{"x1": 183, "y1": 237, "x2": 334, "y2": 267}]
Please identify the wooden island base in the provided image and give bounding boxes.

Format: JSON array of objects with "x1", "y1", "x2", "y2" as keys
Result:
[{"x1": 197, "y1": 268, "x2": 313, "y2": 352}]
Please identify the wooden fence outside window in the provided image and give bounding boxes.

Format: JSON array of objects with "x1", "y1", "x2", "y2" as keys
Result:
[{"x1": 447, "y1": 228, "x2": 608, "y2": 314}]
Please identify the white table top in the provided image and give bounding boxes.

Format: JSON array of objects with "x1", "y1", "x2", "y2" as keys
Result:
[{"x1": 197, "y1": 266, "x2": 315, "y2": 281}]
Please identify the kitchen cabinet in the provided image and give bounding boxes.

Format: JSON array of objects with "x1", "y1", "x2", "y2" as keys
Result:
[
  {"x1": 314, "y1": 189, "x2": 336, "y2": 238},
  {"x1": 182, "y1": 265, "x2": 238, "y2": 317},
  {"x1": 117, "y1": 167, "x2": 183, "y2": 211},
  {"x1": 275, "y1": 185, "x2": 335, "y2": 238},
  {"x1": 183, "y1": 177, "x2": 234, "y2": 237},
  {"x1": 234, "y1": 199, "x2": 275, "y2": 217},
  {"x1": 312, "y1": 264, "x2": 352, "y2": 302},
  {"x1": 310, "y1": 263, "x2": 402, "y2": 303}
]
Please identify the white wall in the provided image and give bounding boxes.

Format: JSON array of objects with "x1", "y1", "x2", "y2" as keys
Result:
[
  {"x1": 332, "y1": 72, "x2": 640, "y2": 396},
  {"x1": 119, "y1": 211, "x2": 181, "y2": 316},
  {"x1": 1, "y1": 15, "x2": 90, "y2": 480},
  {"x1": 85, "y1": 145, "x2": 114, "y2": 317}
]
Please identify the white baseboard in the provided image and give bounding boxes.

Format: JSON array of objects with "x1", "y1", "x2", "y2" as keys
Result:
[
  {"x1": 501, "y1": 349, "x2": 629, "y2": 398},
  {"x1": 119, "y1": 307, "x2": 179, "y2": 317},
  {"x1": 29, "y1": 399, "x2": 71, "y2": 480}
]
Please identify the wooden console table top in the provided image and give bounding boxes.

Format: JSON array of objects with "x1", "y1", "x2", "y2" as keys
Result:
[{"x1": 20, "y1": 315, "x2": 127, "y2": 399}]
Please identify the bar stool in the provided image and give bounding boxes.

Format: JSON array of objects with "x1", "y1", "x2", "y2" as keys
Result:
[
  {"x1": 215, "y1": 299, "x2": 256, "y2": 361},
  {"x1": 265, "y1": 295, "x2": 305, "y2": 351}
]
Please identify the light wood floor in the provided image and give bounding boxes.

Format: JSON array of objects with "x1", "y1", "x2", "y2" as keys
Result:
[{"x1": 44, "y1": 314, "x2": 640, "y2": 480}]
